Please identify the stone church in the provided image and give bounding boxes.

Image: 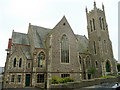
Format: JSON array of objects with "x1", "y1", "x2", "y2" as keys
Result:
[{"x1": 3, "y1": 2, "x2": 118, "y2": 88}]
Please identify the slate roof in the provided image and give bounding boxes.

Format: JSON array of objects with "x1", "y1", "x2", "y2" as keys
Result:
[
  {"x1": 12, "y1": 24, "x2": 89, "y2": 54},
  {"x1": 30, "y1": 25, "x2": 51, "y2": 48},
  {"x1": 12, "y1": 32, "x2": 30, "y2": 45},
  {"x1": 12, "y1": 32, "x2": 32, "y2": 59},
  {"x1": 76, "y1": 35, "x2": 89, "y2": 53},
  {"x1": 20, "y1": 45, "x2": 32, "y2": 59}
]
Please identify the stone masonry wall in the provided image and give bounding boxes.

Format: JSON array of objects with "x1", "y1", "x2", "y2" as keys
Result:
[{"x1": 51, "y1": 77, "x2": 119, "y2": 89}]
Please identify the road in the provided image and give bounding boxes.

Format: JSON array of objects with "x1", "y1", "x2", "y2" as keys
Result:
[{"x1": 74, "y1": 82, "x2": 119, "y2": 90}]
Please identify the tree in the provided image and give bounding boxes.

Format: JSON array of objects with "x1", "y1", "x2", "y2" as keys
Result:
[{"x1": 87, "y1": 66, "x2": 96, "y2": 78}]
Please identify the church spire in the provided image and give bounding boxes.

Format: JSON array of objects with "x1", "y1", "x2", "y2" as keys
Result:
[
  {"x1": 85, "y1": 6, "x2": 88, "y2": 13},
  {"x1": 102, "y1": 2, "x2": 104, "y2": 11},
  {"x1": 94, "y1": 1, "x2": 97, "y2": 9}
]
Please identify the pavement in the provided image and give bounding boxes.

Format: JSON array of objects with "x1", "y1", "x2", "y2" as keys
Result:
[
  {"x1": 2, "y1": 88, "x2": 40, "y2": 90},
  {"x1": 0, "y1": 82, "x2": 2, "y2": 90},
  {"x1": 1, "y1": 82, "x2": 119, "y2": 90}
]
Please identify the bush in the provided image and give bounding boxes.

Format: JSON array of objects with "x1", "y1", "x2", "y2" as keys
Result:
[
  {"x1": 63, "y1": 77, "x2": 74, "y2": 83},
  {"x1": 51, "y1": 77, "x2": 74, "y2": 84},
  {"x1": 51, "y1": 77, "x2": 60, "y2": 84}
]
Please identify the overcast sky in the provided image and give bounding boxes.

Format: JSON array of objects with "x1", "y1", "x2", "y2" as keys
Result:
[{"x1": 0, "y1": 0, "x2": 119, "y2": 67}]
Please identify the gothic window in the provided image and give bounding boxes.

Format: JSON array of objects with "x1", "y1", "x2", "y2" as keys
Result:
[
  {"x1": 61, "y1": 74, "x2": 70, "y2": 78},
  {"x1": 13, "y1": 58, "x2": 16, "y2": 67},
  {"x1": 37, "y1": 74, "x2": 44, "y2": 83},
  {"x1": 11, "y1": 75, "x2": 15, "y2": 82},
  {"x1": 104, "y1": 40, "x2": 107, "y2": 53},
  {"x1": 19, "y1": 58, "x2": 22, "y2": 67},
  {"x1": 90, "y1": 20, "x2": 92, "y2": 32},
  {"x1": 61, "y1": 34, "x2": 69, "y2": 63},
  {"x1": 28, "y1": 63, "x2": 30, "y2": 68},
  {"x1": 102, "y1": 18, "x2": 105, "y2": 30},
  {"x1": 95, "y1": 61, "x2": 98, "y2": 68},
  {"x1": 17, "y1": 75, "x2": 21, "y2": 82},
  {"x1": 83, "y1": 60, "x2": 86, "y2": 79},
  {"x1": 92, "y1": 18, "x2": 96, "y2": 30},
  {"x1": 86, "y1": 56, "x2": 90, "y2": 64},
  {"x1": 86, "y1": 56, "x2": 91, "y2": 68},
  {"x1": 99, "y1": 17, "x2": 102, "y2": 29},
  {"x1": 106, "y1": 61, "x2": 111, "y2": 72},
  {"x1": 38, "y1": 51, "x2": 45, "y2": 67},
  {"x1": 79, "y1": 56, "x2": 82, "y2": 64},
  {"x1": 93, "y1": 41, "x2": 97, "y2": 54}
]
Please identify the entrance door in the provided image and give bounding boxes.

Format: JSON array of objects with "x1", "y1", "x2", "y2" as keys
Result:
[
  {"x1": 25, "y1": 74, "x2": 31, "y2": 87},
  {"x1": 88, "y1": 74, "x2": 91, "y2": 79}
]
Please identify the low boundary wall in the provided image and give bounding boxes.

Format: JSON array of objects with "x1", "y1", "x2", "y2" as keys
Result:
[{"x1": 51, "y1": 76, "x2": 120, "y2": 89}]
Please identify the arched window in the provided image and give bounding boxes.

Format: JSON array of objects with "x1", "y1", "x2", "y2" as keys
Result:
[
  {"x1": 104, "y1": 40, "x2": 107, "y2": 53},
  {"x1": 106, "y1": 61, "x2": 111, "y2": 72},
  {"x1": 79, "y1": 56, "x2": 82, "y2": 64},
  {"x1": 61, "y1": 34, "x2": 69, "y2": 63},
  {"x1": 38, "y1": 51, "x2": 45, "y2": 67},
  {"x1": 90, "y1": 20, "x2": 92, "y2": 32},
  {"x1": 86, "y1": 56, "x2": 91, "y2": 68},
  {"x1": 95, "y1": 61, "x2": 98, "y2": 68},
  {"x1": 99, "y1": 17, "x2": 102, "y2": 29},
  {"x1": 13, "y1": 58, "x2": 16, "y2": 67},
  {"x1": 93, "y1": 41, "x2": 97, "y2": 54},
  {"x1": 92, "y1": 18, "x2": 96, "y2": 30},
  {"x1": 28, "y1": 63, "x2": 30, "y2": 68},
  {"x1": 102, "y1": 18, "x2": 105, "y2": 30},
  {"x1": 19, "y1": 58, "x2": 22, "y2": 67}
]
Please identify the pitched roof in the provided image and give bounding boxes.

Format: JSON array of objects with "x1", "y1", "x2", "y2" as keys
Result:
[
  {"x1": 46, "y1": 16, "x2": 78, "y2": 41},
  {"x1": 11, "y1": 44, "x2": 32, "y2": 60},
  {"x1": 76, "y1": 35, "x2": 89, "y2": 53},
  {"x1": 20, "y1": 45, "x2": 32, "y2": 59},
  {"x1": 30, "y1": 25, "x2": 51, "y2": 48},
  {"x1": 12, "y1": 31, "x2": 30, "y2": 45}
]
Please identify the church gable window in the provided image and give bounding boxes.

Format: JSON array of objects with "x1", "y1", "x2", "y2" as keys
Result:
[
  {"x1": 99, "y1": 17, "x2": 102, "y2": 29},
  {"x1": 38, "y1": 51, "x2": 45, "y2": 67},
  {"x1": 102, "y1": 18, "x2": 105, "y2": 30},
  {"x1": 61, "y1": 34, "x2": 69, "y2": 63},
  {"x1": 79, "y1": 56, "x2": 82, "y2": 64},
  {"x1": 104, "y1": 40, "x2": 107, "y2": 53},
  {"x1": 92, "y1": 18, "x2": 96, "y2": 30},
  {"x1": 86, "y1": 56, "x2": 91, "y2": 68},
  {"x1": 13, "y1": 58, "x2": 17, "y2": 67},
  {"x1": 19, "y1": 58, "x2": 22, "y2": 67}
]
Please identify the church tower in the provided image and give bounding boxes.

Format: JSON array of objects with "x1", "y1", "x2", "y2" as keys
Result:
[{"x1": 86, "y1": 2, "x2": 117, "y2": 77}]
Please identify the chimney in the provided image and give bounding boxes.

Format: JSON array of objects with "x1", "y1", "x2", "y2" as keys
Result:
[{"x1": 8, "y1": 38, "x2": 12, "y2": 49}]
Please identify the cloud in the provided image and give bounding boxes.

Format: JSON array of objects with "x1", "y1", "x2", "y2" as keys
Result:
[{"x1": 6, "y1": 0, "x2": 45, "y2": 18}]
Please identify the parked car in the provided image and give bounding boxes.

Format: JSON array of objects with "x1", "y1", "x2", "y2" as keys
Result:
[{"x1": 112, "y1": 82, "x2": 120, "y2": 88}]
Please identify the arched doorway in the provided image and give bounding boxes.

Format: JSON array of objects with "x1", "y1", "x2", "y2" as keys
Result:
[{"x1": 106, "y1": 61, "x2": 111, "y2": 72}]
